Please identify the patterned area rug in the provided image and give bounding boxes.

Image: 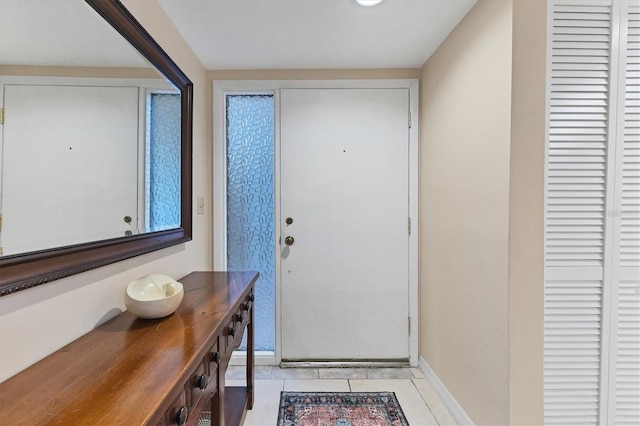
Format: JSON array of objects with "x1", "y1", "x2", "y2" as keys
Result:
[{"x1": 277, "y1": 391, "x2": 409, "y2": 426}]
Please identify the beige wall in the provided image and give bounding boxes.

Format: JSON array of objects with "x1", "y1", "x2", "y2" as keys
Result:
[
  {"x1": 0, "y1": 0, "x2": 211, "y2": 382},
  {"x1": 508, "y1": 0, "x2": 546, "y2": 424},
  {"x1": 419, "y1": 1, "x2": 513, "y2": 424}
]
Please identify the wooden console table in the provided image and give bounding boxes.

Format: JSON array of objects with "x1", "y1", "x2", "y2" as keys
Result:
[{"x1": 0, "y1": 271, "x2": 258, "y2": 426}]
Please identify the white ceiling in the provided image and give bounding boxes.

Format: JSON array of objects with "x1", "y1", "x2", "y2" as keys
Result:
[
  {"x1": 157, "y1": 0, "x2": 477, "y2": 70},
  {"x1": 0, "y1": 0, "x2": 476, "y2": 71}
]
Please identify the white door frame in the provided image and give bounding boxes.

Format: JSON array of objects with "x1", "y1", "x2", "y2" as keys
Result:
[{"x1": 213, "y1": 79, "x2": 419, "y2": 366}]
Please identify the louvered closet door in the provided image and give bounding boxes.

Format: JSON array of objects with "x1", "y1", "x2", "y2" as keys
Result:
[
  {"x1": 608, "y1": 2, "x2": 640, "y2": 424},
  {"x1": 545, "y1": 1, "x2": 640, "y2": 425},
  {"x1": 545, "y1": 2, "x2": 612, "y2": 424}
]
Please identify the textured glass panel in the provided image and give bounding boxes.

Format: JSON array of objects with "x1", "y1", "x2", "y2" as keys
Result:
[
  {"x1": 226, "y1": 95, "x2": 275, "y2": 351},
  {"x1": 148, "y1": 93, "x2": 181, "y2": 232}
]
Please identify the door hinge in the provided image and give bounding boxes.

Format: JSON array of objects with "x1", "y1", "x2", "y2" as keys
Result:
[
  {"x1": 408, "y1": 217, "x2": 411, "y2": 236},
  {"x1": 0, "y1": 108, "x2": 4, "y2": 125},
  {"x1": 408, "y1": 111, "x2": 412, "y2": 128}
]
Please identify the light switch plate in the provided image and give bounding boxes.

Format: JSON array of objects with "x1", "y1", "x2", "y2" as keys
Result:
[{"x1": 196, "y1": 197, "x2": 205, "y2": 215}]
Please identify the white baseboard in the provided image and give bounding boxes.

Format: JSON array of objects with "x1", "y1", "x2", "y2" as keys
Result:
[
  {"x1": 229, "y1": 351, "x2": 276, "y2": 366},
  {"x1": 419, "y1": 356, "x2": 475, "y2": 425}
]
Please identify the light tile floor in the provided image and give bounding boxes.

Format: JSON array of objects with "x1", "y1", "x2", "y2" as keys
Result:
[{"x1": 225, "y1": 366, "x2": 458, "y2": 426}]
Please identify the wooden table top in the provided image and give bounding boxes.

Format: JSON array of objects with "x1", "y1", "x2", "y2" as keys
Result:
[{"x1": 0, "y1": 271, "x2": 258, "y2": 425}]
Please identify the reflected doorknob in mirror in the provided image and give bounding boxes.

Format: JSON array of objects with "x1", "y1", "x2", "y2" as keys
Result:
[{"x1": 284, "y1": 236, "x2": 295, "y2": 246}]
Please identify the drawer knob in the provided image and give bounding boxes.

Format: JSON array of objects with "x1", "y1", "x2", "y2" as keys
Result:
[
  {"x1": 210, "y1": 351, "x2": 220, "y2": 364},
  {"x1": 196, "y1": 374, "x2": 208, "y2": 390},
  {"x1": 174, "y1": 406, "x2": 188, "y2": 426}
]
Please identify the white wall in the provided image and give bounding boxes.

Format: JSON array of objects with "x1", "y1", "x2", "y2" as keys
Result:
[{"x1": 0, "y1": 0, "x2": 211, "y2": 382}]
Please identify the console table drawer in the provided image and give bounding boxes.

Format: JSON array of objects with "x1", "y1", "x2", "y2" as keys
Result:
[
  {"x1": 208, "y1": 340, "x2": 221, "y2": 377},
  {"x1": 224, "y1": 319, "x2": 241, "y2": 356},
  {"x1": 163, "y1": 391, "x2": 188, "y2": 426},
  {"x1": 188, "y1": 357, "x2": 209, "y2": 410},
  {"x1": 224, "y1": 291, "x2": 254, "y2": 356}
]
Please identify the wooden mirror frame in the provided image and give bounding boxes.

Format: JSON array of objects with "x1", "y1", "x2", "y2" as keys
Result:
[{"x1": 0, "y1": 0, "x2": 193, "y2": 296}]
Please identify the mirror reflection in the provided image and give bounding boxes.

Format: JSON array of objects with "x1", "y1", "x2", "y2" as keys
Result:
[{"x1": 0, "y1": 0, "x2": 182, "y2": 256}]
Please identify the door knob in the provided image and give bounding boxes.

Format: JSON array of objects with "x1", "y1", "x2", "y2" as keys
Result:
[{"x1": 284, "y1": 236, "x2": 295, "y2": 246}]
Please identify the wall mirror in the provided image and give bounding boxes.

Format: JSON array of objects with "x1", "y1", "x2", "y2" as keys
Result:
[{"x1": 0, "y1": 0, "x2": 193, "y2": 296}]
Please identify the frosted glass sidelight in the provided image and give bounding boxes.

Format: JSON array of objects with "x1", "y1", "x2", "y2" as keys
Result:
[
  {"x1": 148, "y1": 93, "x2": 181, "y2": 232},
  {"x1": 226, "y1": 95, "x2": 275, "y2": 351}
]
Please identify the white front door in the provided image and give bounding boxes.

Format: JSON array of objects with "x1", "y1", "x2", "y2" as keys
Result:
[
  {"x1": 280, "y1": 88, "x2": 410, "y2": 361},
  {"x1": 1, "y1": 84, "x2": 139, "y2": 255}
]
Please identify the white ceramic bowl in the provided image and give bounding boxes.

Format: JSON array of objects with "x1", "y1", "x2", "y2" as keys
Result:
[{"x1": 124, "y1": 274, "x2": 184, "y2": 319}]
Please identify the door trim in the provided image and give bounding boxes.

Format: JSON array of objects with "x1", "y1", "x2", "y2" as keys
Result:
[{"x1": 213, "y1": 79, "x2": 419, "y2": 366}]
